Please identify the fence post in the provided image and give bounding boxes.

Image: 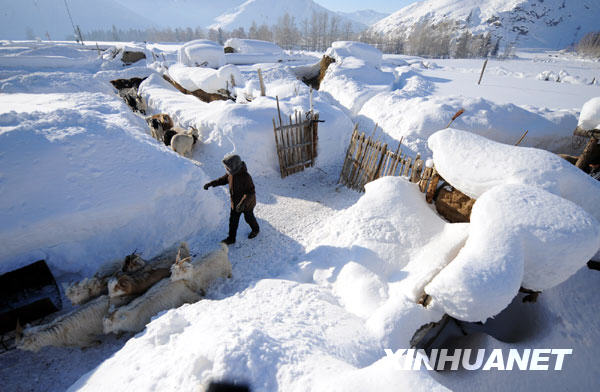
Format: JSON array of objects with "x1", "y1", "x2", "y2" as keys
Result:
[{"x1": 258, "y1": 68, "x2": 266, "y2": 96}]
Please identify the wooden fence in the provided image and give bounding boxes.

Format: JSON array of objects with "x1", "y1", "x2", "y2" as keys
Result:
[
  {"x1": 339, "y1": 126, "x2": 440, "y2": 201},
  {"x1": 273, "y1": 97, "x2": 319, "y2": 178}
]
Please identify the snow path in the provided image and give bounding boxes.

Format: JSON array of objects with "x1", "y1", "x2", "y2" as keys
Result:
[{"x1": 0, "y1": 168, "x2": 360, "y2": 392}]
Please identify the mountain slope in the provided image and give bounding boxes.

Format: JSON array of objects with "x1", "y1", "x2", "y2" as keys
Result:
[
  {"x1": 209, "y1": 0, "x2": 366, "y2": 32},
  {"x1": 337, "y1": 9, "x2": 389, "y2": 26},
  {"x1": 370, "y1": 0, "x2": 600, "y2": 49}
]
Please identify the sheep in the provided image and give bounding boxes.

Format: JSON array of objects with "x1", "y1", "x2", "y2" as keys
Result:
[
  {"x1": 16, "y1": 295, "x2": 109, "y2": 352},
  {"x1": 65, "y1": 251, "x2": 145, "y2": 306},
  {"x1": 108, "y1": 267, "x2": 171, "y2": 300},
  {"x1": 146, "y1": 113, "x2": 174, "y2": 141},
  {"x1": 170, "y1": 243, "x2": 231, "y2": 294},
  {"x1": 170, "y1": 127, "x2": 199, "y2": 158},
  {"x1": 102, "y1": 244, "x2": 229, "y2": 335},
  {"x1": 65, "y1": 243, "x2": 188, "y2": 306},
  {"x1": 102, "y1": 278, "x2": 201, "y2": 334},
  {"x1": 108, "y1": 242, "x2": 189, "y2": 300}
]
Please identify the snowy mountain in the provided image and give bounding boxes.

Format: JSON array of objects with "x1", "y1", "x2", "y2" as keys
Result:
[
  {"x1": 337, "y1": 9, "x2": 389, "y2": 26},
  {"x1": 0, "y1": 0, "x2": 155, "y2": 40},
  {"x1": 370, "y1": 0, "x2": 600, "y2": 49},
  {"x1": 209, "y1": 0, "x2": 366, "y2": 32}
]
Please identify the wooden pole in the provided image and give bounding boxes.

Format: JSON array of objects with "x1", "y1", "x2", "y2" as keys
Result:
[
  {"x1": 258, "y1": 68, "x2": 266, "y2": 96},
  {"x1": 276, "y1": 96, "x2": 283, "y2": 127},
  {"x1": 514, "y1": 130, "x2": 528, "y2": 146},
  {"x1": 370, "y1": 123, "x2": 378, "y2": 139},
  {"x1": 477, "y1": 58, "x2": 488, "y2": 85}
]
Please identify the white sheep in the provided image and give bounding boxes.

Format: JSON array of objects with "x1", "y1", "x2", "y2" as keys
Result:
[
  {"x1": 170, "y1": 127, "x2": 199, "y2": 158},
  {"x1": 16, "y1": 295, "x2": 109, "y2": 352},
  {"x1": 102, "y1": 278, "x2": 201, "y2": 334},
  {"x1": 170, "y1": 243, "x2": 231, "y2": 294}
]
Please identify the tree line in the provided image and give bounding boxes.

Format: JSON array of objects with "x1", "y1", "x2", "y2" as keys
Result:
[
  {"x1": 576, "y1": 31, "x2": 600, "y2": 57},
  {"x1": 83, "y1": 12, "x2": 512, "y2": 58}
]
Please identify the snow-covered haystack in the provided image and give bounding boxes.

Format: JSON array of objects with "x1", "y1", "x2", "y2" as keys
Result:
[
  {"x1": 325, "y1": 41, "x2": 383, "y2": 68},
  {"x1": 426, "y1": 184, "x2": 600, "y2": 322},
  {"x1": 0, "y1": 90, "x2": 224, "y2": 276},
  {"x1": 166, "y1": 63, "x2": 244, "y2": 94},
  {"x1": 578, "y1": 97, "x2": 600, "y2": 130},
  {"x1": 428, "y1": 129, "x2": 600, "y2": 225},
  {"x1": 319, "y1": 41, "x2": 394, "y2": 114},
  {"x1": 223, "y1": 38, "x2": 283, "y2": 64},
  {"x1": 177, "y1": 40, "x2": 225, "y2": 69}
]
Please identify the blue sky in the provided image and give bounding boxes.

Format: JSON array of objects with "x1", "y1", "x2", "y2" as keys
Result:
[{"x1": 316, "y1": 0, "x2": 422, "y2": 14}]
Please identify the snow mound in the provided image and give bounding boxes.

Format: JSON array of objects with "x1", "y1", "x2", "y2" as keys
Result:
[
  {"x1": 167, "y1": 63, "x2": 244, "y2": 94},
  {"x1": 426, "y1": 184, "x2": 600, "y2": 322},
  {"x1": 428, "y1": 129, "x2": 600, "y2": 226},
  {"x1": 222, "y1": 39, "x2": 284, "y2": 64},
  {"x1": 325, "y1": 41, "x2": 382, "y2": 68},
  {"x1": 0, "y1": 43, "x2": 100, "y2": 68},
  {"x1": 224, "y1": 38, "x2": 283, "y2": 56},
  {"x1": 320, "y1": 42, "x2": 394, "y2": 115},
  {"x1": 177, "y1": 40, "x2": 225, "y2": 69},
  {"x1": 68, "y1": 279, "x2": 383, "y2": 391},
  {"x1": 578, "y1": 97, "x2": 600, "y2": 130},
  {"x1": 0, "y1": 91, "x2": 224, "y2": 276}
]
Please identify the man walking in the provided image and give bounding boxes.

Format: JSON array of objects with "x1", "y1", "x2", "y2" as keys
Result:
[{"x1": 204, "y1": 154, "x2": 260, "y2": 245}]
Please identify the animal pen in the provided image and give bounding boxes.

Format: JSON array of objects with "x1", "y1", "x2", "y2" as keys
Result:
[
  {"x1": 339, "y1": 125, "x2": 440, "y2": 202},
  {"x1": 273, "y1": 97, "x2": 320, "y2": 178}
]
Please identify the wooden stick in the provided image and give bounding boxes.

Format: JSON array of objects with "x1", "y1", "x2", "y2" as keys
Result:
[
  {"x1": 276, "y1": 96, "x2": 283, "y2": 128},
  {"x1": 370, "y1": 123, "x2": 378, "y2": 139},
  {"x1": 514, "y1": 130, "x2": 528, "y2": 146},
  {"x1": 478, "y1": 58, "x2": 488, "y2": 85},
  {"x1": 258, "y1": 68, "x2": 265, "y2": 96}
]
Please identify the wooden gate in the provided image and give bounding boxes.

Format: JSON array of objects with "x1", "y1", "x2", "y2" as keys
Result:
[{"x1": 273, "y1": 97, "x2": 319, "y2": 178}]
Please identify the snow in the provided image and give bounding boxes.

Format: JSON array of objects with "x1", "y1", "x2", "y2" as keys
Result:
[
  {"x1": 167, "y1": 63, "x2": 244, "y2": 94},
  {"x1": 426, "y1": 183, "x2": 600, "y2": 322},
  {"x1": 138, "y1": 63, "x2": 353, "y2": 176},
  {"x1": 224, "y1": 38, "x2": 283, "y2": 56},
  {"x1": 0, "y1": 83, "x2": 224, "y2": 277},
  {"x1": 428, "y1": 129, "x2": 600, "y2": 228},
  {"x1": 578, "y1": 97, "x2": 600, "y2": 130},
  {"x1": 2, "y1": 40, "x2": 600, "y2": 392},
  {"x1": 326, "y1": 41, "x2": 384, "y2": 68},
  {"x1": 223, "y1": 38, "x2": 284, "y2": 64},
  {"x1": 177, "y1": 40, "x2": 226, "y2": 69}
]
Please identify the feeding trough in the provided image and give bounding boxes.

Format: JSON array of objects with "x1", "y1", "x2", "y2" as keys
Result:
[{"x1": 0, "y1": 260, "x2": 62, "y2": 335}]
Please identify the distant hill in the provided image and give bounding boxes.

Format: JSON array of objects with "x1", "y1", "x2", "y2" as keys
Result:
[
  {"x1": 369, "y1": 0, "x2": 600, "y2": 49},
  {"x1": 337, "y1": 9, "x2": 389, "y2": 26},
  {"x1": 208, "y1": 0, "x2": 365, "y2": 32}
]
